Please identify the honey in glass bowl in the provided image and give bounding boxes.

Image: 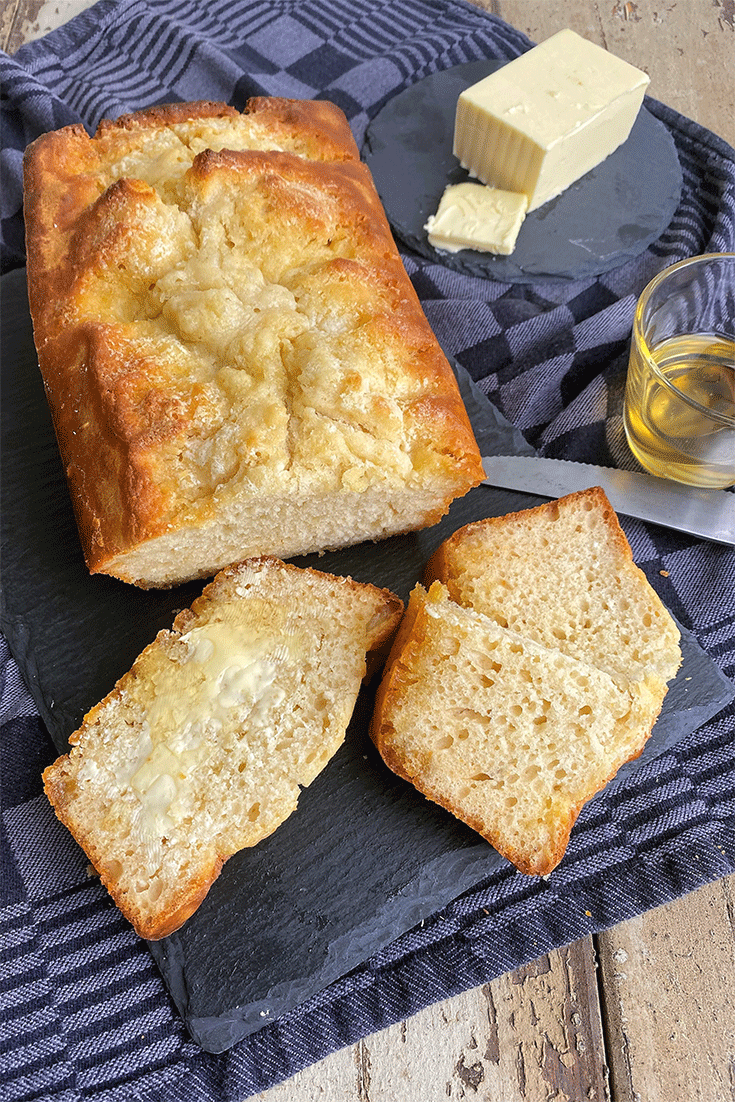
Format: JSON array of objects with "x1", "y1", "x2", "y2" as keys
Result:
[{"x1": 623, "y1": 255, "x2": 735, "y2": 489}]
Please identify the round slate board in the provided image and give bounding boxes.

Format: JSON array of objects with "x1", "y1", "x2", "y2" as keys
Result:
[{"x1": 363, "y1": 60, "x2": 683, "y2": 282}]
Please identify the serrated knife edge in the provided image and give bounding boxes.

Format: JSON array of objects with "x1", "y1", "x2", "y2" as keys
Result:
[{"x1": 481, "y1": 455, "x2": 735, "y2": 546}]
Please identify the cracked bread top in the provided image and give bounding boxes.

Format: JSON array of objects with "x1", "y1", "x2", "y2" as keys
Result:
[{"x1": 23, "y1": 98, "x2": 483, "y2": 587}]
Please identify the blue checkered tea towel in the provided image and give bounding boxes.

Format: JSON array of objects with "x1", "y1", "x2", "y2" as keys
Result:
[{"x1": 2, "y1": 1, "x2": 734, "y2": 1098}]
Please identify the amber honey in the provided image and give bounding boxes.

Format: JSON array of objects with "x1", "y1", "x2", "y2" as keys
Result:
[{"x1": 624, "y1": 332, "x2": 735, "y2": 488}]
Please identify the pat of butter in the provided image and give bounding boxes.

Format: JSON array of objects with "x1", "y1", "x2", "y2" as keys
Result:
[
  {"x1": 125, "y1": 618, "x2": 286, "y2": 835},
  {"x1": 146, "y1": 620, "x2": 280, "y2": 739},
  {"x1": 424, "y1": 183, "x2": 528, "y2": 255},
  {"x1": 453, "y1": 29, "x2": 650, "y2": 212}
]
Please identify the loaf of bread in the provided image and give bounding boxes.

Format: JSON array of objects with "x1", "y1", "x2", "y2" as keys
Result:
[
  {"x1": 43, "y1": 558, "x2": 403, "y2": 939},
  {"x1": 371, "y1": 490, "x2": 682, "y2": 875},
  {"x1": 23, "y1": 98, "x2": 484, "y2": 588}
]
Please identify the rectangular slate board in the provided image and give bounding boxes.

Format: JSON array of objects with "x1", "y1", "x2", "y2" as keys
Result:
[{"x1": 2, "y1": 266, "x2": 732, "y2": 1052}]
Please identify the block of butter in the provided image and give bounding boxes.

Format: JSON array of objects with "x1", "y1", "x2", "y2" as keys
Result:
[
  {"x1": 454, "y1": 29, "x2": 650, "y2": 211},
  {"x1": 424, "y1": 182, "x2": 528, "y2": 255}
]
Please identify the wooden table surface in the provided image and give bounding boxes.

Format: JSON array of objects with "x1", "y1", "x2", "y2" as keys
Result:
[{"x1": 4, "y1": 1, "x2": 734, "y2": 1099}]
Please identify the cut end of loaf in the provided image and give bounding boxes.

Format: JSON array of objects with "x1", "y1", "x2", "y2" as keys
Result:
[
  {"x1": 43, "y1": 558, "x2": 403, "y2": 938},
  {"x1": 95, "y1": 481, "x2": 478, "y2": 589}
]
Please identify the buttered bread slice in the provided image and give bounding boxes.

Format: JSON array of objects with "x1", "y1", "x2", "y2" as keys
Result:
[
  {"x1": 43, "y1": 558, "x2": 403, "y2": 939},
  {"x1": 23, "y1": 98, "x2": 483, "y2": 587}
]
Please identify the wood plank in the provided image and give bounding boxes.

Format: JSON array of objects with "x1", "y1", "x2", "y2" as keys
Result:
[
  {"x1": 1, "y1": 0, "x2": 22, "y2": 52},
  {"x1": 2, "y1": 0, "x2": 95, "y2": 53},
  {"x1": 597, "y1": 875, "x2": 735, "y2": 1102},
  {"x1": 254, "y1": 939, "x2": 610, "y2": 1101}
]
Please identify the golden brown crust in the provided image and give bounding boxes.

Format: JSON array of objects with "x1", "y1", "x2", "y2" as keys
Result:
[
  {"x1": 242, "y1": 96, "x2": 360, "y2": 160},
  {"x1": 43, "y1": 753, "x2": 225, "y2": 940},
  {"x1": 93, "y1": 97, "x2": 359, "y2": 157},
  {"x1": 24, "y1": 97, "x2": 483, "y2": 586},
  {"x1": 370, "y1": 586, "x2": 427, "y2": 758},
  {"x1": 98, "y1": 100, "x2": 241, "y2": 133},
  {"x1": 23, "y1": 98, "x2": 361, "y2": 355},
  {"x1": 177, "y1": 556, "x2": 404, "y2": 651}
]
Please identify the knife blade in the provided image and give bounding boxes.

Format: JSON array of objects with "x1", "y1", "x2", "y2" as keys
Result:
[{"x1": 482, "y1": 455, "x2": 735, "y2": 546}]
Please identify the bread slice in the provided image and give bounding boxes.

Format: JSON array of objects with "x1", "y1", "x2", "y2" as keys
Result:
[
  {"x1": 23, "y1": 98, "x2": 483, "y2": 587},
  {"x1": 370, "y1": 582, "x2": 664, "y2": 876},
  {"x1": 425, "y1": 487, "x2": 681, "y2": 689},
  {"x1": 43, "y1": 558, "x2": 403, "y2": 939},
  {"x1": 371, "y1": 490, "x2": 681, "y2": 875}
]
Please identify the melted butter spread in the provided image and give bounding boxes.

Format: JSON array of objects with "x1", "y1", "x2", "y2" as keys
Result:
[{"x1": 125, "y1": 619, "x2": 288, "y2": 835}]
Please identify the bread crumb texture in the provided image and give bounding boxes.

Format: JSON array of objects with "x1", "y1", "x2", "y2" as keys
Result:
[
  {"x1": 427, "y1": 487, "x2": 681, "y2": 686},
  {"x1": 372, "y1": 490, "x2": 682, "y2": 876},
  {"x1": 23, "y1": 99, "x2": 483, "y2": 587},
  {"x1": 43, "y1": 558, "x2": 403, "y2": 939}
]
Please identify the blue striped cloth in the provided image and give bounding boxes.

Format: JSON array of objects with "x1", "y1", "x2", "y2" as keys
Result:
[{"x1": 2, "y1": 1, "x2": 734, "y2": 1098}]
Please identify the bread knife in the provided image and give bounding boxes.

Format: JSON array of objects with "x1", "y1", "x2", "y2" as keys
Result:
[{"x1": 481, "y1": 455, "x2": 735, "y2": 546}]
